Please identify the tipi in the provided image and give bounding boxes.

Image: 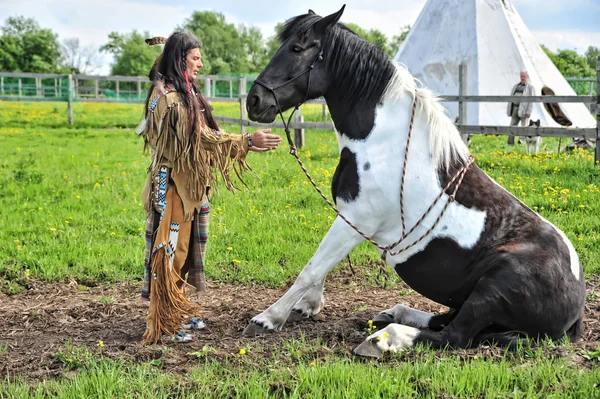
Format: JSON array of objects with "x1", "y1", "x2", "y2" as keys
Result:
[{"x1": 394, "y1": 0, "x2": 595, "y2": 129}]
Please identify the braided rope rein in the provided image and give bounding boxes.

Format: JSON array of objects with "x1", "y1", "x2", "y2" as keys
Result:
[{"x1": 287, "y1": 90, "x2": 474, "y2": 273}]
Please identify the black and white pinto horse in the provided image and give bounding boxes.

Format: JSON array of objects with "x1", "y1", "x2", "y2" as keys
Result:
[{"x1": 244, "y1": 7, "x2": 585, "y2": 357}]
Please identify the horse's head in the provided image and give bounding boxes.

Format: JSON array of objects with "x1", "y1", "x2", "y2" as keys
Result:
[{"x1": 247, "y1": 6, "x2": 345, "y2": 123}]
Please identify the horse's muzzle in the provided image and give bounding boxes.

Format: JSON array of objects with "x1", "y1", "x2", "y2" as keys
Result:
[{"x1": 246, "y1": 85, "x2": 278, "y2": 123}]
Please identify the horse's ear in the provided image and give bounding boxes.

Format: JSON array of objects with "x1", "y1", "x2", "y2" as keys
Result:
[
  {"x1": 308, "y1": 9, "x2": 316, "y2": 15},
  {"x1": 312, "y1": 5, "x2": 345, "y2": 36}
]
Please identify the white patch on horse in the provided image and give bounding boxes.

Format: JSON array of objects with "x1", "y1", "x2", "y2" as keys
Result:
[
  {"x1": 539, "y1": 216, "x2": 580, "y2": 280},
  {"x1": 487, "y1": 178, "x2": 580, "y2": 280},
  {"x1": 338, "y1": 64, "x2": 486, "y2": 267},
  {"x1": 368, "y1": 323, "x2": 420, "y2": 352}
]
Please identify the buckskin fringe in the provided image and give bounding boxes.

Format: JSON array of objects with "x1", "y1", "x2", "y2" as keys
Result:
[
  {"x1": 148, "y1": 98, "x2": 250, "y2": 200},
  {"x1": 143, "y1": 248, "x2": 202, "y2": 344}
]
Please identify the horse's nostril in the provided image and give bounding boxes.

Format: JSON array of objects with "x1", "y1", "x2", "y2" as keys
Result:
[{"x1": 251, "y1": 95, "x2": 260, "y2": 107}]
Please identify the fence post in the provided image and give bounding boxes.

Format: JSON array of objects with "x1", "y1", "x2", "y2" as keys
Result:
[
  {"x1": 589, "y1": 79, "x2": 595, "y2": 113},
  {"x1": 18, "y1": 79, "x2": 22, "y2": 97},
  {"x1": 204, "y1": 77, "x2": 210, "y2": 99},
  {"x1": 1, "y1": 76, "x2": 3, "y2": 96},
  {"x1": 458, "y1": 64, "x2": 470, "y2": 144},
  {"x1": 95, "y1": 80, "x2": 99, "y2": 99},
  {"x1": 321, "y1": 103, "x2": 327, "y2": 121},
  {"x1": 239, "y1": 78, "x2": 247, "y2": 135},
  {"x1": 294, "y1": 108, "x2": 305, "y2": 148},
  {"x1": 595, "y1": 56, "x2": 599, "y2": 167},
  {"x1": 116, "y1": 80, "x2": 120, "y2": 100},
  {"x1": 229, "y1": 80, "x2": 233, "y2": 98},
  {"x1": 68, "y1": 74, "x2": 74, "y2": 125},
  {"x1": 137, "y1": 80, "x2": 142, "y2": 101},
  {"x1": 212, "y1": 79, "x2": 216, "y2": 97}
]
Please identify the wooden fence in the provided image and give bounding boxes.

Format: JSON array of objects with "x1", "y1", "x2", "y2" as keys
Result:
[{"x1": 1, "y1": 56, "x2": 598, "y2": 165}]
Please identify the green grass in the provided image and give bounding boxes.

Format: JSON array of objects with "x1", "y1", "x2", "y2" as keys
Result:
[
  {"x1": 1, "y1": 100, "x2": 599, "y2": 291},
  {"x1": 1, "y1": 100, "x2": 600, "y2": 398},
  {"x1": 2, "y1": 343, "x2": 600, "y2": 398}
]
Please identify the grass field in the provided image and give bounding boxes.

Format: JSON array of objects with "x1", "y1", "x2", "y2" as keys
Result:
[{"x1": 1, "y1": 100, "x2": 599, "y2": 397}]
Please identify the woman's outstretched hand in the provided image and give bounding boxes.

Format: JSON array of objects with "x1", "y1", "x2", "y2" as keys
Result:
[{"x1": 249, "y1": 129, "x2": 282, "y2": 152}]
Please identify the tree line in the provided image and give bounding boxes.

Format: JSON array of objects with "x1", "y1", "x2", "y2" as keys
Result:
[{"x1": 0, "y1": 13, "x2": 598, "y2": 82}]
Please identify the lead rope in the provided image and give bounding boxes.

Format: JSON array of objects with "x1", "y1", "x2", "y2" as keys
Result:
[
  {"x1": 255, "y1": 57, "x2": 474, "y2": 287},
  {"x1": 283, "y1": 90, "x2": 474, "y2": 287}
]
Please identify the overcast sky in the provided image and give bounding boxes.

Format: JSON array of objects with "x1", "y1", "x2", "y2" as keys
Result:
[{"x1": 2, "y1": 0, "x2": 599, "y2": 74}]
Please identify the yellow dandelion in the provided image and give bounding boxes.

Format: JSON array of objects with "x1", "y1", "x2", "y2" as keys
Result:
[
  {"x1": 49, "y1": 227, "x2": 57, "y2": 232},
  {"x1": 97, "y1": 340, "x2": 104, "y2": 347},
  {"x1": 239, "y1": 348, "x2": 246, "y2": 355},
  {"x1": 233, "y1": 259, "x2": 241, "y2": 263},
  {"x1": 227, "y1": 246, "x2": 233, "y2": 251}
]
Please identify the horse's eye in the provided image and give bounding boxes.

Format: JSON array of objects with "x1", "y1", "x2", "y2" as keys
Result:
[{"x1": 292, "y1": 45, "x2": 303, "y2": 53}]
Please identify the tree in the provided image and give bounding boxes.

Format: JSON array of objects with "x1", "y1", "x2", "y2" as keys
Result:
[
  {"x1": 240, "y1": 25, "x2": 267, "y2": 71},
  {"x1": 0, "y1": 16, "x2": 63, "y2": 72},
  {"x1": 182, "y1": 11, "x2": 256, "y2": 74},
  {"x1": 100, "y1": 31, "x2": 161, "y2": 77},
  {"x1": 264, "y1": 23, "x2": 284, "y2": 56},
  {"x1": 389, "y1": 25, "x2": 411, "y2": 56},
  {"x1": 542, "y1": 46, "x2": 594, "y2": 77},
  {"x1": 344, "y1": 22, "x2": 408, "y2": 57},
  {"x1": 584, "y1": 46, "x2": 600, "y2": 71},
  {"x1": 61, "y1": 38, "x2": 102, "y2": 74}
]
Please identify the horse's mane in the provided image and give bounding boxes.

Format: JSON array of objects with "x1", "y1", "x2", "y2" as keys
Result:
[
  {"x1": 383, "y1": 64, "x2": 470, "y2": 171},
  {"x1": 279, "y1": 13, "x2": 469, "y2": 171},
  {"x1": 279, "y1": 14, "x2": 394, "y2": 114}
]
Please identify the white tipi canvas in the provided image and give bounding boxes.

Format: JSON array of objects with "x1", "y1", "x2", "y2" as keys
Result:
[{"x1": 394, "y1": 0, "x2": 595, "y2": 128}]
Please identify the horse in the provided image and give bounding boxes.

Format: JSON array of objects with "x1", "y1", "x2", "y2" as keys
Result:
[{"x1": 243, "y1": 6, "x2": 586, "y2": 358}]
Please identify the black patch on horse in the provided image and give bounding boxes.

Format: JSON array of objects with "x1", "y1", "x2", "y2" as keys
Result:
[{"x1": 331, "y1": 147, "x2": 360, "y2": 203}]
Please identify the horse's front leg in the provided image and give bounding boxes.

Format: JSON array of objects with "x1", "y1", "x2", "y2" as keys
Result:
[{"x1": 243, "y1": 217, "x2": 365, "y2": 336}]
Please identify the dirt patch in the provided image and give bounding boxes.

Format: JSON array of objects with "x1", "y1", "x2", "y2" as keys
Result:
[{"x1": 1, "y1": 272, "x2": 599, "y2": 382}]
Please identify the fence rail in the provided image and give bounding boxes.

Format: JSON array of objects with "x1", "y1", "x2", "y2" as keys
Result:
[{"x1": 1, "y1": 60, "x2": 599, "y2": 165}]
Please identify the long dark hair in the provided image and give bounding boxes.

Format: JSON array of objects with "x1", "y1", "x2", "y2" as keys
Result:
[{"x1": 144, "y1": 31, "x2": 219, "y2": 135}]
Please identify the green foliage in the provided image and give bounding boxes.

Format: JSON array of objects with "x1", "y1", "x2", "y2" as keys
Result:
[
  {"x1": 345, "y1": 23, "x2": 410, "y2": 57},
  {"x1": 0, "y1": 16, "x2": 65, "y2": 73},
  {"x1": 584, "y1": 46, "x2": 600, "y2": 70},
  {"x1": 542, "y1": 45, "x2": 595, "y2": 78},
  {"x1": 3, "y1": 346, "x2": 600, "y2": 398},
  {"x1": 52, "y1": 340, "x2": 95, "y2": 370},
  {"x1": 182, "y1": 11, "x2": 263, "y2": 74},
  {"x1": 100, "y1": 31, "x2": 162, "y2": 77},
  {"x1": 1, "y1": 100, "x2": 599, "y2": 289}
]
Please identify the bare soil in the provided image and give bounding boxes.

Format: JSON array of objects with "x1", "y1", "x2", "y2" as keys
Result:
[{"x1": 1, "y1": 272, "x2": 599, "y2": 383}]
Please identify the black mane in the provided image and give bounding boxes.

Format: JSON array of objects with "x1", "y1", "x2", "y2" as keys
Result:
[{"x1": 278, "y1": 13, "x2": 396, "y2": 112}]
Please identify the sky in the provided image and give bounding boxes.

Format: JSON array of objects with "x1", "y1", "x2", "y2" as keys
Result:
[{"x1": 1, "y1": 0, "x2": 599, "y2": 74}]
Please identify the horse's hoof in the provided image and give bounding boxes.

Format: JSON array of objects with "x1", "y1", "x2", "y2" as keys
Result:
[
  {"x1": 243, "y1": 322, "x2": 269, "y2": 337},
  {"x1": 353, "y1": 340, "x2": 383, "y2": 358},
  {"x1": 288, "y1": 309, "x2": 309, "y2": 322},
  {"x1": 372, "y1": 312, "x2": 394, "y2": 329}
]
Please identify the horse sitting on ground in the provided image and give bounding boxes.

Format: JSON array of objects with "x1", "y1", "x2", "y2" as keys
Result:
[{"x1": 244, "y1": 6, "x2": 585, "y2": 358}]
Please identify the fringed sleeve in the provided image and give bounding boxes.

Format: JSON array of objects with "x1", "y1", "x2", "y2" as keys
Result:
[
  {"x1": 145, "y1": 88, "x2": 252, "y2": 214},
  {"x1": 197, "y1": 125, "x2": 251, "y2": 193}
]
